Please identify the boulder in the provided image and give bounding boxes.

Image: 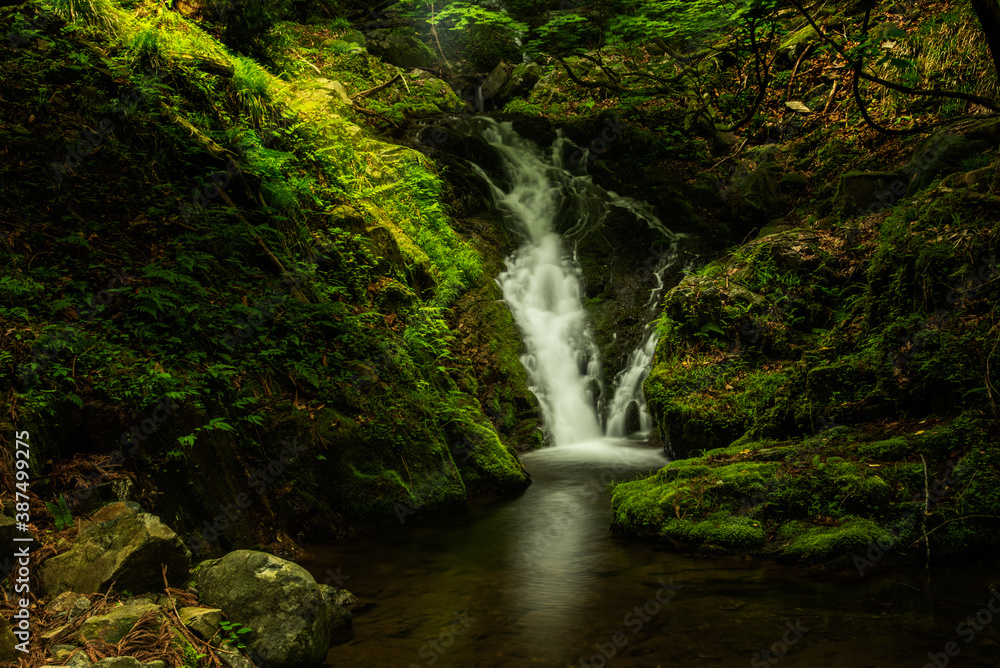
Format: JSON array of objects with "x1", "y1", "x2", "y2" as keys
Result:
[
  {"x1": 365, "y1": 30, "x2": 435, "y2": 69},
  {"x1": 41, "y1": 510, "x2": 191, "y2": 596},
  {"x1": 196, "y1": 550, "x2": 351, "y2": 668},
  {"x1": 500, "y1": 62, "x2": 542, "y2": 99},
  {"x1": 904, "y1": 131, "x2": 994, "y2": 196},
  {"x1": 833, "y1": 172, "x2": 907, "y2": 216},
  {"x1": 79, "y1": 603, "x2": 163, "y2": 644},
  {"x1": 480, "y1": 61, "x2": 511, "y2": 102}
]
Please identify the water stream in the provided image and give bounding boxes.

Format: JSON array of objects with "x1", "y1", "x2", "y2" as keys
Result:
[{"x1": 301, "y1": 121, "x2": 1000, "y2": 666}]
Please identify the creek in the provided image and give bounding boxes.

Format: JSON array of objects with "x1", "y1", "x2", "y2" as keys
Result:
[{"x1": 301, "y1": 120, "x2": 1000, "y2": 667}]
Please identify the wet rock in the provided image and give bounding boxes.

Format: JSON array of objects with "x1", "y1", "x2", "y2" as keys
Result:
[
  {"x1": 481, "y1": 61, "x2": 512, "y2": 102},
  {"x1": 624, "y1": 401, "x2": 641, "y2": 435}
]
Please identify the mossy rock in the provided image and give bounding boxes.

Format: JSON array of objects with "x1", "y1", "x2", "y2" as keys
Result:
[{"x1": 782, "y1": 517, "x2": 895, "y2": 564}]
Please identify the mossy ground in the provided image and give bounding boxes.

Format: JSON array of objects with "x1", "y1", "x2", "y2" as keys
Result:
[
  {"x1": 0, "y1": 0, "x2": 531, "y2": 552},
  {"x1": 616, "y1": 143, "x2": 1000, "y2": 566}
]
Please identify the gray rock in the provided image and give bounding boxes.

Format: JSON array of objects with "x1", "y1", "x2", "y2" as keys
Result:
[
  {"x1": 481, "y1": 61, "x2": 511, "y2": 101},
  {"x1": 45, "y1": 592, "x2": 92, "y2": 622},
  {"x1": 196, "y1": 550, "x2": 346, "y2": 668},
  {"x1": 40, "y1": 511, "x2": 190, "y2": 596}
]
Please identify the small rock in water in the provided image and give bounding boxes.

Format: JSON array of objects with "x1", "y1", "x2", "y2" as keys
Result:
[{"x1": 624, "y1": 400, "x2": 641, "y2": 435}]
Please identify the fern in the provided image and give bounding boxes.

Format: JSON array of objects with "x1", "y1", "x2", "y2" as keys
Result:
[{"x1": 45, "y1": 495, "x2": 74, "y2": 531}]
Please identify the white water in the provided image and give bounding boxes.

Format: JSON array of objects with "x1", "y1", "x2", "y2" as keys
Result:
[
  {"x1": 469, "y1": 118, "x2": 685, "y2": 444},
  {"x1": 477, "y1": 121, "x2": 603, "y2": 446}
]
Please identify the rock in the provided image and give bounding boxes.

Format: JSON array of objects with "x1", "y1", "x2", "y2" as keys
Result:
[
  {"x1": 0, "y1": 512, "x2": 17, "y2": 550},
  {"x1": 904, "y1": 132, "x2": 994, "y2": 196},
  {"x1": 624, "y1": 401, "x2": 641, "y2": 435},
  {"x1": 196, "y1": 550, "x2": 348, "y2": 668},
  {"x1": 365, "y1": 30, "x2": 436, "y2": 69},
  {"x1": 322, "y1": 586, "x2": 358, "y2": 610},
  {"x1": 1, "y1": 617, "x2": 16, "y2": 663},
  {"x1": 834, "y1": 172, "x2": 907, "y2": 216},
  {"x1": 480, "y1": 61, "x2": 511, "y2": 101},
  {"x1": 42, "y1": 623, "x2": 73, "y2": 642},
  {"x1": 41, "y1": 511, "x2": 190, "y2": 596},
  {"x1": 178, "y1": 607, "x2": 223, "y2": 641},
  {"x1": 79, "y1": 604, "x2": 164, "y2": 644},
  {"x1": 92, "y1": 659, "x2": 144, "y2": 668},
  {"x1": 142, "y1": 661, "x2": 166, "y2": 668},
  {"x1": 318, "y1": 584, "x2": 353, "y2": 639},
  {"x1": 779, "y1": 173, "x2": 808, "y2": 191},
  {"x1": 784, "y1": 101, "x2": 811, "y2": 113},
  {"x1": 51, "y1": 645, "x2": 79, "y2": 662},
  {"x1": 314, "y1": 78, "x2": 352, "y2": 107},
  {"x1": 45, "y1": 592, "x2": 92, "y2": 621},
  {"x1": 218, "y1": 645, "x2": 256, "y2": 668},
  {"x1": 777, "y1": 25, "x2": 820, "y2": 66},
  {"x1": 500, "y1": 62, "x2": 542, "y2": 99},
  {"x1": 68, "y1": 652, "x2": 92, "y2": 668}
]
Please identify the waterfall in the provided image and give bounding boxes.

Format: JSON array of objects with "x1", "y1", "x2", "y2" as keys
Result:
[
  {"x1": 471, "y1": 120, "x2": 601, "y2": 445},
  {"x1": 461, "y1": 118, "x2": 684, "y2": 444}
]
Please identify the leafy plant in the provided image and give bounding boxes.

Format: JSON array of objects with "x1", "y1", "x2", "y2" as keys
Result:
[
  {"x1": 45, "y1": 495, "x2": 74, "y2": 531},
  {"x1": 219, "y1": 620, "x2": 253, "y2": 650}
]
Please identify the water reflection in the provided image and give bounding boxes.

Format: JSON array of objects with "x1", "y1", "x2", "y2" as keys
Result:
[{"x1": 300, "y1": 439, "x2": 1000, "y2": 667}]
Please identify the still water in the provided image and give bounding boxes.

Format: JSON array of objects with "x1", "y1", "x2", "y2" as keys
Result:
[{"x1": 301, "y1": 439, "x2": 1000, "y2": 667}]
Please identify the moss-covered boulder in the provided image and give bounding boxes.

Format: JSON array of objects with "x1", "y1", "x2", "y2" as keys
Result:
[
  {"x1": 195, "y1": 550, "x2": 349, "y2": 668},
  {"x1": 41, "y1": 509, "x2": 191, "y2": 596},
  {"x1": 365, "y1": 30, "x2": 436, "y2": 69}
]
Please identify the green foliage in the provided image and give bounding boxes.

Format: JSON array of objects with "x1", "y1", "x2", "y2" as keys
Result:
[
  {"x1": 218, "y1": 620, "x2": 252, "y2": 650},
  {"x1": 45, "y1": 495, "x2": 74, "y2": 531},
  {"x1": 219, "y1": 0, "x2": 292, "y2": 58}
]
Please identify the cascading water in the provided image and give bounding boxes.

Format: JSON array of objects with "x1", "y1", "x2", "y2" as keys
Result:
[
  {"x1": 472, "y1": 120, "x2": 603, "y2": 446},
  {"x1": 461, "y1": 117, "x2": 688, "y2": 444}
]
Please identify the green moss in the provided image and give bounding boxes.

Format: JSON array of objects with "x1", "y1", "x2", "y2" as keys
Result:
[
  {"x1": 857, "y1": 437, "x2": 910, "y2": 460},
  {"x1": 783, "y1": 517, "x2": 895, "y2": 563}
]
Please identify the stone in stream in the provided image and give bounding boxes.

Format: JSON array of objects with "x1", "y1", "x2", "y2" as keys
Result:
[
  {"x1": 624, "y1": 400, "x2": 642, "y2": 435},
  {"x1": 195, "y1": 550, "x2": 353, "y2": 668}
]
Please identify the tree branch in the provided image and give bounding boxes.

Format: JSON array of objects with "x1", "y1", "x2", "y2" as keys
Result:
[{"x1": 789, "y1": 0, "x2": 1000, "y2": 114}]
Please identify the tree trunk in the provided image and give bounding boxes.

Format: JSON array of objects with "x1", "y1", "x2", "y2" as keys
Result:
[{"x1": 970, "y1": 0, "x2": 1000, "y2": 82}]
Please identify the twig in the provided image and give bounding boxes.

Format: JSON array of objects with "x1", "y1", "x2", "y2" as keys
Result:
[
  {"x1": 920, "y1": 454, "x2": 930, "y2": 570},
  {"x1": 352, "y1": 74, "x2": 402, "y2": 100},
  {"x1": 786, "y1": 43, "x2": 815, "y2": 99},
  {"x1": 710, "y1": 136, "x2": 750, "y2": 172},
  {"x1": 822, "y1": 80, "x2": 839, "y2": 115}
]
